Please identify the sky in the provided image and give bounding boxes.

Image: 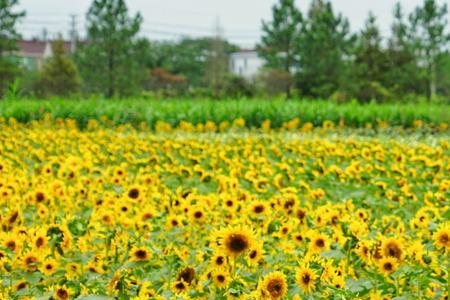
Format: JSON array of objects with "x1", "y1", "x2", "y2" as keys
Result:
[{"x1": 16, "y1": 0, "x2": 450, "y2": 48}]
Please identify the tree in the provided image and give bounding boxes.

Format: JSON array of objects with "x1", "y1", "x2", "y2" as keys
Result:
[
  {"x1": 386, "y1": 2, "x2": 425, "y2": 97},
  {"x1": 0, "y1": 0, "x2": 25, "y2": 97},
  {"x1": 257, "y1": 0, "x2": 302, "y2": 98},
  {"x1": 148, "y1": 68, "x2": 187, "y2": 97},
  {"x1": 296, "y1": 0, "x2": 354, "y2": 98},
  {"x1": 76, "y1": 0, "x2": 144, "y2": 97},
  {"x1": 352, "y1": 12, "x2": 391, "y2": 102},
  {"x1": 410, "y1": 0, "x2": 450, "y2": 98},
  {"x1": 39, "y1": 39, "x2": 81, "y2": 97}
]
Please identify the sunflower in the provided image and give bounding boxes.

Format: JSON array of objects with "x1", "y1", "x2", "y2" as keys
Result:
[
  {"x1": 21, "y1": 252, "x2": 40, "y2": 272},
  {"x1": 189, "y1": 206, "x2": 206, "y2": 223},
  {"x1": 126, "y1": 185, "x2": 143, "y2": 201},
  {"x1": 14, "y1": 280, "x2": 27, "y2": 292},
  {"x1": 296, "y1": 266, "x2": 317, "y2": 294},
  {"x1": 177, "y1": 267, "x2": 195, "y2": 285},
  {"x1": 54, "y1": 286, "x2": 70, "y2": 300},
  {"x1": 40, "y1": 259, "x2": 58, "y2": 276},
  {"x1": 166, "y1": 215, "x2": 183, "y2": 229},
  {"x1": 138, "y1": 281, "x2": 158, "y2": 298},
  {"x1": 381, "y1": 237, "x2": 404, "y2": 260},
  {"x1": 309, "y1": 233, "x2": 329, "y2": 253},
  {"x1": 33, "y1": 190, "x2": 47, "y2": 204},
  {"x1": 355, "y1": 240, "x2": 372, "y2": 263},
  {"x1": 172, "y1": 280, "x2": 188, "y2": 294},
  {"x1": 210, "y1": 253, "x2": 227, "y2": 268},
  {"x1": 260, "y1": 271, "x2": 288, "y2": 300},
  {"x1": 221, "y1": 225, "x2": 256, "y2": 257},
  {"x1": 433, "y1": 224, "x2": 450, "y2": 251},
  {"x1": 378, "y1": 256, "x2": 398, "y2": 276},
  {"x1": 249, "y1": 201, "x2": 268, "y2": 216},
  {"x1": 247, "y1": 243, "x2": 264, "y2": 266},
  {"x1": 32, "y1": 229, "x2": 49, "y2": 250},
  {"x1": 130, "y1": 247, "x2": 151, "y2": 261},
  {"x1": 213, "y1": 270, "x2": 230, "y2": 288}
]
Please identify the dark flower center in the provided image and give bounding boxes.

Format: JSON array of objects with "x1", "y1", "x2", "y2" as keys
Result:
[
  {"x1": 267, "y1": 280, "x2": 283, "y2": 296},
  {"x1": 315, "y1": 238, "x2": 325, "y2": 248},
  {"x1": 128, "y1": 188, "x2": 139, "y2": 199},
  {"x1": 36, "y1": 192, "x2": 45, "y2": 202},
  {"x1": 227, "y1": 234, "x2": 248, "y2": 253},
  {"x1": 254, "y1": 205, "x2": 264, "y2": 213},
  {"x1": 178, "y1": 267, "x2": 195, "y2": 284},
  {"x1": 135, "y1": 249, "x2": 147, "y2": 259},
  {"x1": 302, "y1": 273, "x2": 311, "y2": 284},
  {"x1": 216, "y1": 256, "x2": 224, "y2": 265},
  {"x1": 384, "y1": 262, "x2": 393, "y2": 271},
  {"x1": 56, "y1": 289, "x2": 69, "y2": 299}
]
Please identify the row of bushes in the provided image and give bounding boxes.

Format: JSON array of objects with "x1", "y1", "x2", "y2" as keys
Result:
[{"x1": 0, "y1": 98, "x2": 448, "y2": 129}]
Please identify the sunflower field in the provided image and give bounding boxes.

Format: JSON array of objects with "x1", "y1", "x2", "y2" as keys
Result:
[{"x1": 0, "y1": 116, "x2": 449, "y2": 300}]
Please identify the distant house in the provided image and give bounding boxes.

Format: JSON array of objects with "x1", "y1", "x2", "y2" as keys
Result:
[
  {"x1": 229, "y1": 49, "x2": 264, "y2": 80},
  {"x1": 17, "y1": 40, "x2": 73, "y2": 70}
]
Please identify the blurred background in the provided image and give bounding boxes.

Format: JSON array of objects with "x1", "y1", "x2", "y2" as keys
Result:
[{"x1": 1, "y1": 0, "x2": 449, "y2": 102}]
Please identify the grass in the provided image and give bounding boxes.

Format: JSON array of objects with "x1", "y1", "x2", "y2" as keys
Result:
[{"x1": 0, "y1": 98, "x2": 448, "y2": 128}]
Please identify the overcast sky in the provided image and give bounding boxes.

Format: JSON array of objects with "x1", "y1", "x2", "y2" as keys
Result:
[{"x1": 17, "y1": 0, "x2": 449, "y2": 47}]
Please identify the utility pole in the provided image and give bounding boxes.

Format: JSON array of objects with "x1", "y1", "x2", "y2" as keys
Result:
[
  {"x1": 207, "y1": 17, "x2": 227, "y2": 99},
  {"x1": 69, "y1": 14, "x2": 78, "y2": 53}
]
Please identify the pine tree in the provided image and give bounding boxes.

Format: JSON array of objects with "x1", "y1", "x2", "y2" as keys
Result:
[
  {"x1": 353, "y1": 12, "x2": 391, "y2": 102},
  {"x1": 296, "y1": 0, "x2": 354, "y2": 98},
  {"x1": 0, "y1": 0, "x2": 25, "y2": 97},
  {"x1": 387, "y1": 2, "x2": 424, "y2": 97},
  {"x1": 410, "y1": 0, "x2": 450, "y2": 98},
  {"x1": 39, "y1": 39, "x2": 81, "y2": 96},
  {"x1": 76, "y1": 0, "x2": 144, "y2": 97},
  {"x1": 257, "y1": 0, "x2": 302, "y2": 98}
]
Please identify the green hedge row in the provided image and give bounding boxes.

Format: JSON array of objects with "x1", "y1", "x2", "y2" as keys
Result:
[{"x1": 0, "y1": 98, "x2": 448, "y2": 128}]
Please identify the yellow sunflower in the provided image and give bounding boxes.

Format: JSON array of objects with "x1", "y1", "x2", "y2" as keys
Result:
[
  {"x1": 433, "y1": 224, "x2": 450, "y2": 251},
  {"x1": 296, "y1": 266, "x2": 317, "y2": 294},
  {"x1": 381, "y1": 237, "x2": 404, "y2": 261},
  {"x1": 40, "y1": 259, "x2": 58, "y2": 276},
  {"x1": 130, "y1": 247, "x2": 151, "y2": 262},
  {"x1": 54, "y1": 286, "x2": 70, "y2": 300},
  {"x1": 212, "y1": 270, "x2": 230, "y2": 288},
  {"x1": 177, "y1": 267, "x2": 195, "y2": 285},
  {"x1": 378, "y1": 256, "x2": 398, "y2": 276},
  {"x1": 220, "y1": 225, "x2": 256, "y2": 257},
  {"x1": 309, "y1": 233, "x2": 330, "y2": 253},
  {"x1": 260, "y1": 271, "x2": 288, "y2": 300}
]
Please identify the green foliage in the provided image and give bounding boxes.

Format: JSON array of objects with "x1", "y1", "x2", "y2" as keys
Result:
[
  {"x1": 0, "y1": 98, "x2": 448, "y2": 129},
  {"x1": 257, "y1": 0, "x2": 302, "y2": 98},
  {"x1": 386, "y1": 3, "x2": 425, "y2": 98},
  {"x1": 410, "y1": 0, "x2": 450, "y2": 98},
  {"x1": 257, "y1": 69, "x2": 294, "y2": 97},
  {"x1": 0, "y1": 0, "x2": 25, "y2": 97},
  {"x1": 350, "y1": 13, "x2": 392, "y2": 102},
  {"x1": 75, "y1": 0, "x2": 144, "y2": 98},
  {"x1": 296, "y1": 0, "x2": 354, "y2": 98},
  {"x1": 39, "y1": 39, "x2": 81, "y2": 97},
  {"x1": 222, "y1": 75, "x2": 256, "y2": 98}
]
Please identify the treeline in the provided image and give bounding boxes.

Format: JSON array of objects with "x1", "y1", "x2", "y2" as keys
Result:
[
  {"x1": 258, "y1": 0, "x2": 450, "y2": 102},
  {"x1": 0, "y1": 0, "x2": 449, "y2": 102}
]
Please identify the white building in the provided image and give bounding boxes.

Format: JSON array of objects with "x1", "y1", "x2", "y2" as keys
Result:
[{"x1": 229, "y1": 50, "x2": 264, "y2": 80}]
